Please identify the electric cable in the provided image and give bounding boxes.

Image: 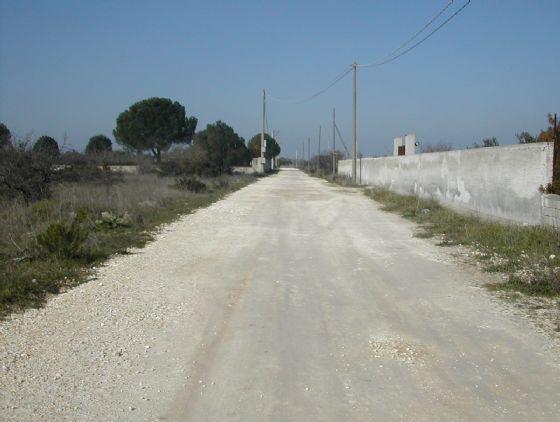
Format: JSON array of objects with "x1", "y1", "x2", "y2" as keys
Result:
[
  {"x1": 358, "y1": 0, "x2": 471, "y2": 68},
  {"x1": 267, "y1": 66, "x2": 352, "y2": 105}
]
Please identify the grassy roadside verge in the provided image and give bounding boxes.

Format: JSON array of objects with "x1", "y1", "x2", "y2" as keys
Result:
[
  {"x1": 366, "y1": 187, "x2": 560, "y2": 296},
  {"x1": 310, "y1": 169, "x2": 560, "y2": 297},
  {"x1": 0, "y1": 173, "x2": 256, "y2": 317}
]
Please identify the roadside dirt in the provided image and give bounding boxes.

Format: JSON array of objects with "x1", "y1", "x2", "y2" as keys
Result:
[{"x1": 2, "y1": 169, "x2": 559, "y2": 421}]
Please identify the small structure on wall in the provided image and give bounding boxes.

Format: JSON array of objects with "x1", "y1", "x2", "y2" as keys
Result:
[{"x1": 393, "y1": 134, "x2": 418, "y2": 156}]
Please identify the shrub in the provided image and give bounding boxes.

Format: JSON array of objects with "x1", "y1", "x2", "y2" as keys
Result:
[
  {"x1": 174, "y1": 176, "x2": 206, "y2": 193},
  {"x1": 36, "y1": 211, "x2": 89, "y2": 258},
  {"x1": 95, "y1": 211, "x2": 133, "y2": 229},
  {"x1": 0, "y1": 123, "x2": 11, "y2": 148},
  {"x1": 0, "y1": 143, "x2": 54, "y2": 203},
  {"x1": 158, "y1": 159, "x2": 185, "y2": 176},
  {"x1": 33, "y1": 136, "x2": 60, "y2": 157},
  {"x1": 85, "y1": 135, "x2": 112, "y2": 155}
]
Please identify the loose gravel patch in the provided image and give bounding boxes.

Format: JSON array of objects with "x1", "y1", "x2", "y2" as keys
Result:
[{"x1": 0, "y1": 186, "x2": 255, "y2": 421}]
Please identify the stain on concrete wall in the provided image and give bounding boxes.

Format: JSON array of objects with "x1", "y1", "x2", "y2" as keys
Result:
[{"x1": 338, "y1": 143, "x2": 554, "y2": 225}]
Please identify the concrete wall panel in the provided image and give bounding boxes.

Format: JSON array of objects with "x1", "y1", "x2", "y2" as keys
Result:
[{"x1": 338, "y1": 143, "x2": 554, "y2": 225}]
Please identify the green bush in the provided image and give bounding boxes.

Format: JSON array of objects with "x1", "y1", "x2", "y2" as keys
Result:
[
  {"x1": 85, "y1": 134, "x2": 112, "y2": 155},
  {"x1": 174, "y1": 176, "x2": 206, "y2": 193},
  {"x1": 37, "y1": 211, "x2": 89, "y2": 258},
  {"x1": 33, "y1": 136, "x2": 60, "y2": 157}
]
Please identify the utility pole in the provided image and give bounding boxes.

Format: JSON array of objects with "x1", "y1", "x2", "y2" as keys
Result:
[
  {"x1": 295, "y1": 149, "x2": 298, "y2": 168},
  {"x1": 271, "y1": 129, "x2": 276, "y2": 169},
  {"x1": 554, "y1": 113, "x2": 559, "y2": 182},
  {"x1": 351, "y1": 62, "x2": 357, "y2": 183},
  {"x1": 302, "y1": 141, "x2": 305, "y2": 169},
  {"x1": 307, "y1": 137, "x2": 311, "y2": 172},
  {"x1": 317, "y1": 125, "x2": 321, "y2": 172},
  {"x1": 332, "y1": 108, "x2": 336, "y2": 177},
  {"x1": 261, "y1": 89, "x2": 266, "y2": 159}
]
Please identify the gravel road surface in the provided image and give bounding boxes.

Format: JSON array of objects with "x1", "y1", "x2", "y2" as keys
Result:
[{"x1": 1, "y1": 168, "x2": 559, "y2": 421}]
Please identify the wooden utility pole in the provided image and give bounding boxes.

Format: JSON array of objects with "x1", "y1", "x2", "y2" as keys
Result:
[
  {"x1": 332, "y1": 108, "x2": 336, "y2": 177},
  {"x1": 271, "y1": 129, "x2": 276, "y2": 169},
  {"x1": 352, "y1": 62, "x2": 357, "y2": 182},
  {"x1": 261, "y1": 89, "x2": 266, "y2": 158},
  {"x1": 307, "y1": 137, "x2": 311, "y2": 172},
  {"x1": 317, "y1": 125, "x2": 321, "y2": 172},
  {"x1": 554, "y1": 113, "x2": 559, "y2": 181}
]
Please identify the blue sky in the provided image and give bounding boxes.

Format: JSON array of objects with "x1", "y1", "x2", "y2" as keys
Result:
[{"x1": 0, "y1": 0, "x2": 558, "y2": 157}]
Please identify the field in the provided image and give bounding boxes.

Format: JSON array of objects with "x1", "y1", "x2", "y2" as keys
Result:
[{"x1": 0, "y1": 171, "x2": 255, "y2": 316}]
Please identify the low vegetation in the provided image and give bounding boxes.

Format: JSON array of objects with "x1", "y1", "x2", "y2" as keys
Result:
[
  {"x1": 0, "y1": 95, "x2": 273, "y2": 317},
  {"x1": 0, "y1": 171, "x2": 255, "y2": 317},
  {"x1": 365, "y1": 187, "x2": 560, "y2": 296}
]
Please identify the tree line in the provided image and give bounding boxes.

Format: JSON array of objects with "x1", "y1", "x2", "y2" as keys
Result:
[
  {"x1": 1, "y1": 96, "x2": 281, "y2": 171},
  {"x1": 0, "y1": 97, "x2": 281, "y2": 203}
]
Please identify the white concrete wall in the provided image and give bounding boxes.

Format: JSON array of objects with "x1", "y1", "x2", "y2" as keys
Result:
[
  {"x1": 542, "y1": 194, "x2": 560, "y2": 228},
  {"x1": 338, "y1": 143, "x2": 554, "y2": 225},
  {"x1": 404, "y1": 134, "x2": 416, "y2": 156},
  {"x1": 232, "y1": 166, "x2": 256, "y2": 175}
]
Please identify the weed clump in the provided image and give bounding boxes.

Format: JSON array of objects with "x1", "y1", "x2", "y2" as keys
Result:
[
  {"x1": 95, "y1": 211, "x2": 133, "y2": 229},
  {"x1": 174, "y1": 176, "x2": 206, "y2": 193},
  {"x1": 37, "y1": 211, "x2": 89, "y2": 258}
]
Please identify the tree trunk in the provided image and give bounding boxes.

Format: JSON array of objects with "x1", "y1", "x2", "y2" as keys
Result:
[{"x1": 151, "y1": 147, "x2": 161, "y2": 162}]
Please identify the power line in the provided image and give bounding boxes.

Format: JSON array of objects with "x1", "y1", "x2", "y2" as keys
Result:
[
  {"x1": 358, "y1": 0, "x2": 471, "y2": 68},
  {"x1": 267, "y1": 66, "x2": 352, "y2": 105},
  {"x1": 265, "y1": 1, "x2": 470, "y2": 106},
  {"x1": 361, "y1": 0, "x2": 456, "y2": 67}
]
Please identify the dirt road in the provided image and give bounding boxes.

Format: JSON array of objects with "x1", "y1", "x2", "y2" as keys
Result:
[{"x1": 1, "y1": 169, "x2": 559, "y2": 421}]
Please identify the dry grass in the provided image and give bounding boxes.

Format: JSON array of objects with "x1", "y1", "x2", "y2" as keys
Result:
[
  {"x1": 365, "y1": 187, "x2": 560, "y2": 296},
  {"x1": 0, "y1": 172, "x2": 256, "y2": 316}
]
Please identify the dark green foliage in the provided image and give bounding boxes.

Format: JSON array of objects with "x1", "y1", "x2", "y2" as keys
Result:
[
  {"x1": 516, "y1": 131, "x2": 538, "y2": 144},
  {"x1": 194, "y1": 121, "x2": 250, "y2": 175},
  {"x1": 0, "y1": 123, "x2": 11, "y2": 148},
  {"x1": 85, "y1": 134, "x2": 112, "y2": 154},
  {"x1": 174, "y1": 176, "x2": 206, "y2": 193},
  {"x1": 247, "y1": 133, "x2": 281, "y2": 159},
  {"x1": 37, "y1": 211, "x2": 89, "y2": 258},
  {"x1": 33, "y1": 136, "x2": 60, "y2": 156},
  {"x1": 113, "y1": 97, "x2": 197, "y2": 162},
  {"x1": 471, "y1": 137, "x2": 499, "y2": 148},
  {"x1": 277, "y1": 157, "x2": 293, "y2": 166},
  {"x1": 155, "y1": 147, "x2": 211, "y2": 176},
  {"x1": 0, "y1": 143, "x2": 54, "y2": 203}
]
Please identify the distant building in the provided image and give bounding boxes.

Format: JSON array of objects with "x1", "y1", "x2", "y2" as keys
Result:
[{"x1": 393, "y1": 134, "x2": 417, "y2": 156}]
